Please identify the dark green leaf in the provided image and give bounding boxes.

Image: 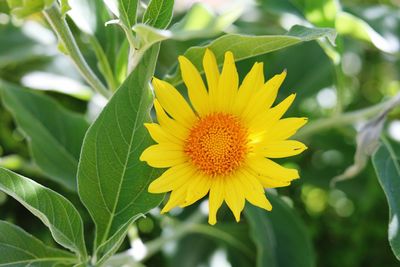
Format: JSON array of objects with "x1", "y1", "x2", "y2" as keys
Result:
[
  {"x1": 143, "y1": 0, "x2": 174, "y2": 29},
  {"x1": 245, "y1": 194, "x2": 315, "y2": 267},
  {"x1": 0, "y1": 220, "x2": 76, "y2": 266},
  {"x1": 165, "y1": 25, "x2": 336, "y2": 85},
  {"x1": 0, "y1": 168, "x2": 87, "y2": 260},
  {"x1": 372, "y1": 138, "x2": 400, "y2": 261},
  {"x1": 77, "y1": 45, "x2": 163, "y2": 263},
  {"x1": 0, "y1": 81, "x2": 89, "y2": 191}
]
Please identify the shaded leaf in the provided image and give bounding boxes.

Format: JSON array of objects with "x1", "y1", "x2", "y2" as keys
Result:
[
  {"x1": 245, "y1": 194, "x2": 315, "y2": 267},
  {"x1": 77, "y1": 45, "x2": 163, "y2": 263},
  {"x1": 0, "y1": 168, "x2": 87, "y2": 259},
  {"x1": 372, "y1": 138, "x2": 400, "y2": 261},
  {"x1": 0, "y1": 220, "x2": 76, "y2": 266},
  {"x1": 0, "y1": 81, "x2": 89, "y2": 191}
]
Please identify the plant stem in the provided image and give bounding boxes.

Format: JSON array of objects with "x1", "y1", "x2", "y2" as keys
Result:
[
  {"x1": 43, "y1": 4, "x2": 111, "y2": 98},
  {"x1": 296, "y1": 99, "x2": 393, "y2": 139},
  {"x1": 88, "y1": 36, "x2": 118, "y2": 92}
]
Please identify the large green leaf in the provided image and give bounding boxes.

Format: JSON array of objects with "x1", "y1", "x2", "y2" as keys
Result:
[
  {"x1": 77, "y1": 45, "x2": 163, "y2": 263},
  {"x1": 372, "y1": 138, "x2": 400, "y2": 261},
  {"x1": 0, "y1": 81, "x2": 89, "y2": 191},
  {"x1": 0, "y1": 220, "x2": 76, "y2": 266},
  {"x1": 165, "y1": 25, "x2": 336, "y2": 85},
  {"x1": 143, "y1": 0, "x2": 174, "y2": 29},
  {"x1": 245, "y1": 194, "x2": 315, "y2": 267},
  {"x1": 0, "y1": 168, "x2": 87, "y2": 260}
]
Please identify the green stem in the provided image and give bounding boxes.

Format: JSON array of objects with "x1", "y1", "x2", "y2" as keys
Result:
[
  {"x1": 88, "y1": 36, "x2": 118, "y2": 92},
  {"x1": 43, "y1": 5, "x2": 111, "y2": 98},
  {"x1": 296, "y1": 100, "x2": 392, "y2": 139}
]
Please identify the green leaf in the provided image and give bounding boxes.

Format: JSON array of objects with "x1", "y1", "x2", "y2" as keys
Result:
[
  {"x1": 335, "y1": 12, "x2": 397, "y2": 53},
  {"x1": 372, "y1": 138, "x2": 400, "y2": 261},
  {"x1": 0, "y1": 220, "x2": 76, "y2": 266},
  {"x1": 119, "y1": 0, "x2": 139, "y2": 28},
  {"x1": 165, "y1": 25, "x2": 336, "y2": 85},
  {"x1": 0, "y1": 168, "x2": 87, "y2": 260},
  {"x1": 132, "y1": 2, "x2": 243, "y2": 48},
  {"x1": 245, "y1": 194, "x2": 315, "y2": 267},
  {"x1": 0, "y1": 81, "x2": 89, "y2": 191},
  {"x1": 143, "y1": 0, "x2": 174, "y2": 29},
  {"x1": 77, "y1": 45, "x2": 163, "y2": 263}
]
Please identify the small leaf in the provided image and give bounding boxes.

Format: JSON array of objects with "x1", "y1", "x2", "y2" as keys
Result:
[
  {"x1": 77, "y1": 45, "x2": 163, "y2": 263},
  {"x1": 0, "y1": 220, "x2": 76, "y2": 266},
  {"x1": 165, "y1": 25, "x2": 336, "y2": 85},
  {"x1": 372, "y1": 138, "x2": 400, "y2": 261},
  {"x1": 119, "y1": 0, "x2": 139, "y2": 28},
  {"x1": 0, "y1": 81, "x2": 89, "y2": 191},
  {"x1": 0, "y1": 168, "x2": 87, "y2": 259},
  {"x1": 245, "y1": 194, "x2": 315, "y2": 267},
  {"x1": 143, "y1": 0, "x2": 174, "y2": 29}
]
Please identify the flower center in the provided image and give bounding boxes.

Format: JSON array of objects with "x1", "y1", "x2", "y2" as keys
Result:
[{"x1": 184, "y1": 113, "x2": 248, "y2": 176}]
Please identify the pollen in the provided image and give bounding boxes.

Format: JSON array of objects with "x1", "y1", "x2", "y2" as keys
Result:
[{"x1": 184, "y1": 113, "x2": 248, "y2": 176}]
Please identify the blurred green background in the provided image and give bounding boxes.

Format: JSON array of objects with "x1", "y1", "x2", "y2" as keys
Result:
[{"x1": 0, "y1": 0, "x2": 400, "y2": 266}]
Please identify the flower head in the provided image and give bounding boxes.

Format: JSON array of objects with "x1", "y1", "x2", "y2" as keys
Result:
[{"x1": 140, "y1": 49, "x2": 307, "y2": 225}]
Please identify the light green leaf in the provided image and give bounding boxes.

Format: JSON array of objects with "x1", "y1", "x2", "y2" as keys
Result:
[
  {"x1": 0, "y1": 168, "x2": 87, "y2": 260},
  {"x1": 119, "y1": 0, "x2": 139, "y2": 28},
  {"x1": 245, "y1": 194, "x2": 315, "y2": 267},
  {"x1": 335, "y1": 12, "x2": 397, "y2": 54},
  {"x1": 77, "y1": 45, "x2": 163, "y2": 263},
  {"x1": 372, "y1": 138, "x2": 400, "y2": 261},
  {"x1": 132, "y1": 2, "x2": 243, "y2": 48},
  {"x1": 0, "y1": 81, "x2": 89, "y2": 191},
  {"x1": 143, "y1": 0, "x2": 174, "y2": 29},
  {"x1": 0, "y1": 220, "x2": 76, "y2": 266},
  {"x1": 165, "y1": 25, "x2": 336, "y2": 85}
]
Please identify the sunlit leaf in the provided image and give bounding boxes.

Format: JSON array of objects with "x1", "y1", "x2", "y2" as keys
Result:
[
  {"x1": 143, "y1": 0, "x2": 174, "y2": 29},
  {"x1": 165, "y1": 25, "x2": 336, "y2": 85},
  {"x1": 77, "y1": 45, "x2": 163, "y2": 264},
  {"x1": 0, "y1": 168, "x2": 87, "y2": 260}
]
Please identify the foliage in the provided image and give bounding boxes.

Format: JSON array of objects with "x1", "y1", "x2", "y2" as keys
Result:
[{"x1": 0, "y1": 0, "x2": 399, "y2": 266}]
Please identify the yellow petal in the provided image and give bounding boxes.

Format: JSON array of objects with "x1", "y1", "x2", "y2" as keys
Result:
[
  {"x1": 246, "y1": 156, "x2": 299, "y2": 182},
  {"x1": 144, "y1": 123, "x2": 183, "y2": 145},
  {"x1": 208, "y1": 177, "x2": 224, "y2": 225},
  {"x1": 161, "y1": 187, "x2": 187, "y2": 213},
  {"x1": 266, "y1": 117, "x2": 308, "y2": 141},
  {"x1": 242, "y1": 70, "x2": 286, "y2": 121},
  {"x1": 140, "y1": 144, "x2": 186, "y2": 168},
  {"x1": 248, "y1": 93, "x2": 296, "y2": 132},
  {"x1": 256, "y1": 140, "x2": 307, "y2": 158},
  {"x1": 153, "y1": 99, "x2": 189, "y2": 141},
  {"x1": 236, "y1": 170, "x2": 272, "y2": 211},
  {"x1": 152, "y1": 78, "x2": 196, "y2": 127},
  {"x1": 181, "y1": 173, "x2": 211, "y2": 207},
  {"x1": 179, "y1": 56, "x2": 209, "y2": 115},
  {"x1": 203, "y1": 49, "x2": 220, "y2": 108},
  {"x1": 224, "y1": 176, "x2": 245, "y2": 222},
  {"x1": 233, "y1": 62, "x2": 264, "y2": 115},
  {"x1": 215, "y1": 51, "x2": 238, "y2": 112},
  {"x1": 148, "y1": 163, "x2": 195, "y2": 193}
]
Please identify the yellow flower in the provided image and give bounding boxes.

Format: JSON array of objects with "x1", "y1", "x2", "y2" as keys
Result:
[{"x1": 140, "y1": 49, "x2": 307, "y2": 225}]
